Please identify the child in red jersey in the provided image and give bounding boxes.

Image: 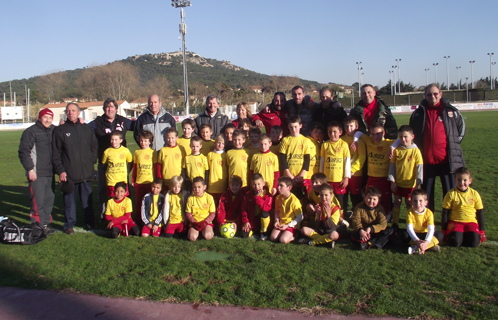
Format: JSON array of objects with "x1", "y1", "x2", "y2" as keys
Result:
[
  {"x1": 217, "y1": 175, "x2": 245, "y2": 236},
  {"x1": 241, "y1": 173, "x2": 273, "y2": 240}
]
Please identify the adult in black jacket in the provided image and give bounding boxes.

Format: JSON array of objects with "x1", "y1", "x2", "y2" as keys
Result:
[
  {"x1": 194, "y1": 94, "x2": 230, "y2": 139},
  {"x1": 89, "y1": 98, "x2": 135, "y2": 217},
  {"x1": 349, "y1": 84, "x2": 398, "y2": 139},
  {"x1": 18, "y1": 108, "x2": 56, "y2": 234},
  {"x1": 409, "y1": 84, "x2": 465, "y2": 212},
  {"x1": 312, "y1": 88, "x2": 347, "y2": 135},
  {"x1": 53, "y1": 103, "x2": 98, "y2": 234}
]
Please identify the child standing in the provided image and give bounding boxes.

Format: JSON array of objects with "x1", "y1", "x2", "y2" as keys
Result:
[
  {"x1": 247, "y1": 127, "x2": 261, "y2": 163},
  {"x1": 178, "y1": 118, "x2": 195, "y2": 156},
  {"x1": 183, "y1": 136, "x2": 209, "y2": 183},
  {"x1": 185, "y1": 177, "x2": 216, "y2": 241},
  {"x1": 199, "y1": 123, "x2": 215, "y2": 157},
  {"x1": 157, "y1": 128, "x2": 186, "y2": 192},
  {"x1": 250, "y1": 133, "x2": 279, "y2": 195},
  {"x1": 132, "y1": 130, "x2": 157, "y2": 222},
  {"x1": 140, "y1": 178, "x2": 165, "y2": 238},
  {"x1": 102, "y1": 131, "x2": 133, "y2": 198},
  {"x1": 269, "y1": 125, "x2": 283, "y2": 156},
  {"x1": 271, "y1": 176, "x2": 303, "y2": 244},
  {"x1": 351, "y1": 186, "x2": 393, "y2": 250},
  {"x1": 105, "y1": 182, "x2": 140, "y2": 238},
  {"x1": 217, "y1": 175, "x2": 244, "y2": 235},
  {"x1": 207, "y1": 134, "x2": 228, "y2": 204},
  {"x1": 388, "y1": 125, "x2": 423, "y2": 229},
  {"x1": 223, "y1": 123, "x2": 236, "y2": 151},
  {"x1": 401, "y1": 189, "x2": 443, "y2": 254},
  {"x1": 241, "y1": 174, "x2": 273, "y2": 240},
  {"x1": 163, "y1": 176, "x2": 189, "y2": 238},
  {"x1": 306, "y1": 122, "x2": 324, "y2": 183},
  {"x1": 227, "y1": 129, "x2": 250, "y2": 188},
  {"x1": 442, "y1": 167, "x2": 485, "y2": 247},
  {"x1": 320, "y1": 121, "x2": 351, "y2": 212}
]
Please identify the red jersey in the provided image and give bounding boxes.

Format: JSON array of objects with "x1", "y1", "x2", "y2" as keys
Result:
[
  {"x1": 423, "y1": 102, "x2": 448, "y2": 164},
  {"x1": 217, "y1": 190, "x2": 245, "y2": 225}
]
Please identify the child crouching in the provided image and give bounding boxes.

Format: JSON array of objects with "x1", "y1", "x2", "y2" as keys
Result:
[
  {"x1": 141, "y1": 178, "x2": 165, "y2": 238},
  {"x1": 105, "y1": 182, "x2": 140, "y2": 238},
  {"x1": 163, "y1": 176, "x2": 189, "y2": 238}
]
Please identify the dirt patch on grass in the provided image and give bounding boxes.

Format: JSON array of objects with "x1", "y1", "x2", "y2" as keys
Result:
[{"x1": 162, "y1": 274, "x2": 194, "y2": 285}]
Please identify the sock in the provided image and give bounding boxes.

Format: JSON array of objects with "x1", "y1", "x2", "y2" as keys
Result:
[
  {"x1": 309, "y1": 231, "x2": 321, "y2": 240},
  {"x1": 392, "y1": 206, "x2": 401, "y2": 224},
  {"x1": 260, "y1": 216, "x2": 270, "y2": 233},
  {"x1": 312, "y1": 234, "x2": 332, "y2": 246}
]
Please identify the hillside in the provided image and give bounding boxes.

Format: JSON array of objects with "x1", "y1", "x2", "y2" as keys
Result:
[{"x1": 0, "y1": 52, "x2": 322, "y2": 104}]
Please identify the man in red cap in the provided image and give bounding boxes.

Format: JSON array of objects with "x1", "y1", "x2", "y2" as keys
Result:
[{"x1": 18, "y1": 108, "x2": 57, "y2": 235}]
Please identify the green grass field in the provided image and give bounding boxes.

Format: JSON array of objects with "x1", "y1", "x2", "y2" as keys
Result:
[{"x1": 1, "y1": 111, "x2": 497, "y2": 319}]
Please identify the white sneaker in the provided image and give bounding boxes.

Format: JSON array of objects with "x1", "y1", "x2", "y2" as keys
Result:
[
  {"x1": 331, "y1": 241, "x2": 335, "y2": 249},
  {"x1": 432, "y1": 245, "x2": 441, "y2": 253},
  {"x1": 408, "y1": 245, "x2": 420, "y2": 255},
  {"x1": 342, "y1": 220, "x2": 350, "y2": 228},
  {"x1": 260, "y1": 234, "x2": 268, "y2": 241}
]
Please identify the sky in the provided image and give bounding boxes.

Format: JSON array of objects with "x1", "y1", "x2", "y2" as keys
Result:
[{"x1": 1, "y1": 0, "x2": 497, "y2": 89}]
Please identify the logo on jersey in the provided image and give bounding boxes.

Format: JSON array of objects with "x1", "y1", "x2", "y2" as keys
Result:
[
  {"x1": 119, "y1": 154, "x2": 125, "y2": 159},
  {"x1": 438, "y1": 116, "x2": 443, "y2": 122},
  {"x1": 105, "y1": 128, "x2": 112, "y2": 134},
  {"x1": 241, "y1": 156, "x2": 247, "y2": 161},
  {"x1": 298, "y1": 144, "x2": 304, "y2": 150},
  {"x1": 407, "y1": 156, "x2": 412, "y2": 162},
  {"x1": 335, "y1": 147, "x2": 342, "y2": 153},
  {"x1": 175, "y1": 153, "x2": 180, "y2": 159},
  {"x1": 468, "y1": 198, "x2": 474, "y2": 205},
  {"x1": 218, "y1": 160, "x2": 223, "y2": 165},
  {"x1": 196, "y1": 162, "x2": 203, "y2": 167},
  {"x1": 448, "y1": 111, "x2": 454, "y2": 118},
  {"x1": 202, "y1": 203, "x2": 208, "y2": 209},
  {"x1": 144, "y1": 155, "x2": 150, "y2": 160},
  {"x1": 66, "y1": 133, "x2": 70, "y2": 137},
  {"x1": 377, "y1": 146, "x2": 383, "y2": 152}
]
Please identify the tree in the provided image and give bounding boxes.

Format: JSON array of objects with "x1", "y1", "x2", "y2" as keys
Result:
[{"x1": 34, "y1": 71, "x2": 67, "y2": 102}]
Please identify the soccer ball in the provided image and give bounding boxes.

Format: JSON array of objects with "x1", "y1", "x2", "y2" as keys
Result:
[{"x1": 220, "y1": 223, "x2": 236, "y2": 239}]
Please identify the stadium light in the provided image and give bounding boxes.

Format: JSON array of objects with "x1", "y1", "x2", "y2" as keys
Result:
[
  {"x1": 395, "y1": 59, "x2": 401, "y2": 93},
  {"x1": 392, "y1": 65, "x2": 397, "y2": 95},
  {"x1": 488, "y1": 53, "x2": 494, "y2": 90},
  {"x1": 469, "y1": 60, "x2": 475, "y2": 89},
  {"x1": 456, "y1": 66, "x2": 461, "y2": 90},
  {"x1": 425, "y1": 68, "x2": 429, "y2": 86},
  {"x1": 444, "y1": 56, "x2": 450, "y2": 90},
  {"x1": 433, "y1": 63, "x2": 439, "y2": 84},
  {"x1": 356, "y1": 62, "x2": 362, "y2": 97},
  {"x1": 172, "y1": 0, "x2": 192, "y2": 115}
]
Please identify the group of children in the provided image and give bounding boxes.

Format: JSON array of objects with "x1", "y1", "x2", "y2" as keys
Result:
[{"x1": 100, "y1": 115, "x2": 485, "y2": 254}]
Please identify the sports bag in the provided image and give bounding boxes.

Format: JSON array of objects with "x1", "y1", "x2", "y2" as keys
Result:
[{"x1": 0, "y1": 218, "x2": 47, "y2": 245}]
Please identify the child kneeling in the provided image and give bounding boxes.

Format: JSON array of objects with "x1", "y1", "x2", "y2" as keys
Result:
[
  {"x1": 163, "y1": 176, "x2": 189, "y2": 238},
  {"x1": 351, "y1": 186, "x2": 393, "y2": 250},
  {"x1": 185, "y1": 177, "x2": 216, "y2": 241},
  {"x1": 271, "y1": 176, "x2": 303, "y2": 244},
  {"x1": 105, "y1": 182, "x2": 140, "y2": 238},
  {"x1": 141, "y1": 178, "x2": 165, "y2": 238},
  {"x1": 241, "y1": 173, "x2": 273, "y2": 240}
]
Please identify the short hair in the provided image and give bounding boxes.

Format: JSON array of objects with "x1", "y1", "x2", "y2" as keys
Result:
[
  {"x1": 455, "y1": 167, "x2": 472, "y2": 178},
  {"x1": 110, "y1": 130, "x2": 123, "y2": 139},
  {"x1": 103, "y1": 97, "x2": 118, "y2": 111},
  {"x1": 190, "y1": 136, "x2": 203, "y2": 144},
  {"x1": 343, "y1": 116, "x2": 359, "y2": 126},
  {"x1": 224, "y1": 123, "x2": 236, "y2": 132},
  {"x1": 236, "y1": 102, "x2": 253, "y2": 119},
  {"x1": 319, "y1": 183, "x2": 334, "y2": 194},
  {"x1": 230, "y1": 175, "x2": 243, "y2": 186},
  {"x1": 152, "y1": 177, "x2": 163, "y2": 186},
  {"x1": 425, "y1": 83, "x2": 441, "y2": 95},
  {"x1": 309, "y1": 122, "x2": 324, "y2": 133},
  {"x1": 369, "y1": 121, "x2": 385, "y2": 132},
  {"x1": 319, "y1": 87, "x2": 332, "y2": 96},
  {"x1": 270, "y1": 125, "x2": 283, "y2": 136},
  {"x1": 239, "y1": 118, "x2": 252, "y2": 129},
  {"x1": 169, "y1": 175, "x2": 183, "y2": 188},
  {"x1": 361, "y1": 84, "x2": 375, "y2": 91},
  {"x1": 139, "y1": 130, "x2": 154, "y2": 143},
  {"x1": 259, "y1": 133, "x2": 271, "y2": 143},
  {"x1": 232, "y1": 129, "x2": 246, "y2": 139},
  {"x1": 288, "y1": 115, "x2": 301, "y2": 124},
  {"x1": 411, "y1": 189, "x2": 427, "y2": 200},
  {"x1": 311, "y1": 172, "x2": 328, "y2": 184},
  {"x1": 200, "y1": 123, "x2": 213, "y2": 132},
  {"x1": 249, "y1": 127, "x2": 261, "y2": 136},
  {"x1": 252, "y1": 173, "x2": 264, "y2": 182},
  {"x1": 65, "y1": 102, "x2": 80, "y2": 112},
  {"x1": 365, "y1": 186, "x2": 382, "y2": 198},
  {"x1": 274, "y1": 92, "x2": 286, "y2": 101},
  {"x1": 182, "y1": 118, "x2": 195, "y2": 128},
  {"x1": 148, "y1": 94, "x2": 161, "y2": 104},
  {"x1": 278, "y1": 176, "x2": 293, "y2": 187},
  {"x1": 214, "y1": 134, "x2": 225, "y2": 144},
  {"x1": 398, "y1": 125, "x2": 413, "y2": 134},
  {"x1": 165, "y1": 127, "x2": 178, "y2": 136},
  {"x1": 114, "y1": 181, "x2": 127, "y2": 192},
  {"x1": 192, "y1": 176, "x2": 206, "y2": 185},
  {"x1": 291, "y1": 85, "x2": 304, "y2": 94},
  {"x1": 205, "y1": 94, "x2": 220, "y2": 106},
  {"x1": 327, "y1": 121, "x2": 343, "y2": 131}
]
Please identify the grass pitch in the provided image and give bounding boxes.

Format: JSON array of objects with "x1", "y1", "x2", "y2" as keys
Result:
[{"x1": 0, "y1": 111, "x2": 497, "y2": 319}]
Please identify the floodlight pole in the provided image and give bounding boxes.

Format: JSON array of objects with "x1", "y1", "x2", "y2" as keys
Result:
[
  {"x1": 389, "y1": 70, "x2": 393, "y2": 95},
  {"x1": 425, "y1": 68, "x2": 429, "y2": 86},
  {"x1": 392, "y1": 65, "x2": 397, "y2": 95},
  {"x1": 433, "y1": 63, "x2": 439, "y2": 84},
  {"x1": 456, "y1": 66, "x2": 461, "y2": 90},
  {"x1": 488, "y1": 53, "x2": 494, "y2": 90},
  {"x1": 469, "y1": 60, "x2": 475, "y2": 89},
  {"x1": 172, "y1": 0, "x2": 192, "y2": 115},
  {"x1": 356, "y1": 62, "x2": 362, "y2": 97},
  {"x1": 395, "y1": 59, "x2": 401, "y2": 93},
  {"x1": 465, "y1": 77, "x2": 469, "y2": 102},
  {"x1": 444, "y1": 56, "x2": 450, "y2": 90}
]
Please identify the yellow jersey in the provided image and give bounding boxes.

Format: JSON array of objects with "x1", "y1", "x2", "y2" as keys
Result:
[
  {"x1": 250, "y1": 151, "x2": 279, "y2": 189},
  {"x1": 227, "y1": 148, "x2": 249, "y2": 187},
  {"x1": 279, "y1": 134, "x2": 311, "y2": 177},
  {"x1": 207, "y1": 150, "x2": 228, "y2": 194},
  {"x1": 133, "y1": 148, "x2": 157, "y2": 184},
  {"x1": 275, "y1": 193, "x2": 303, "y2": 225},
  {"x1": 186, "y1": 193, "x2": 216, "y2": 222},
  {"x1": 320, "y1": 139, "x2": 350, "y2": 183},
  {"x1": 406, "y1": 207, "x2": 434, "y2": 233},
  {"x1": 183, "y1": 154, "x2": 209, "y2": 181},
  {"x1": 102, "y1": 146, "x2": 132, "y2": 186},
  {"x1": 443, "y1": 187, "x2": 483, "y2": 223},
  {"x1": 158, "y1": 145, "x2": 185, "y2": 184}
]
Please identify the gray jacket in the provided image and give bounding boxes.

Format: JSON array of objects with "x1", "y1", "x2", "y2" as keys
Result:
[{"x1": 134, "y1": 107, "x2": 177, "y2": 151}]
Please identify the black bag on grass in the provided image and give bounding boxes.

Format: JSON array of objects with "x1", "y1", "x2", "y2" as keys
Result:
[{"x1": 0, "y1": 219, "x2": 47, "y2": 245}]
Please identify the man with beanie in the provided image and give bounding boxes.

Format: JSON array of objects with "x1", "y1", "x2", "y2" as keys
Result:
[{"x1": 18, "y1": 108, "x2": 57, "y2": 235}]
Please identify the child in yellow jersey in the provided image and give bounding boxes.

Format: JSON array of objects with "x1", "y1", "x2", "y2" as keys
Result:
[
  {"x1": 342, "y1": 116, "x2": 366, "y2": 213},
  {"x1": 299, "y1": 184, "x2": 341, "y2": 248},
  {"x1": 355, "y1": 122, "x2": 396, "y2": 217},
  {"x1": 163, "y1": 176, "x2": 190, "y2": 238},
  {"x1": 223, "y1": 123, "x2": 236, "y2": 151},
  {"x1": 320, "y1": 121, "x2": 351, "y2": 212},
  {"x1": 239, "y1": 118, "x2": 252, "y2": 148},
  {"x1": 199, "y1": 123, "x2": 215, "y2": 156},
  {"x1": 400, "y1": 189, "x2": 443, "y2": 254},
  {"x1": 227, "y1": 129, "x2": 250, "y2": 188},
  {"x1": 442, "y1": 167, "x2": 485, "y2": 247},
  {"x1": 178, "y1": 118, "x2": 195, "y2": 156},
  {"x1": 207, "y1": 134, "x2": 228, "y2": 204},
  {"x1": 102, "y1": 131, "x2": 133, "y2": 198},
  {"x1": 140, "y1": 178, "x2": 165, "y2": 238},
  {"x1": 269, "y1": 125, "x2": 283, "y2": 156},
  {"x1": 387, "y1": 125, "x2": 423, "y2": 230},
  {"x1": 247, "y1": 127, "x2": 261, "y2": 164},
  {"x1": 157, "y1": 128, "x2": 186, "y2": 193},
  {"x1": 306, "y1": 122, "x2": 324, "y2": 184},
  {"x1": 183, "y1": 136, "x2": 209, "y2": 184},
  {"x1": 105, "y1": 182, "x2": 140, "y2": 238},
  {"x1": 241, "y1": 174, "x2": 273, "y2": 240},
  {"x1": 132, "y1": 130, "x2": 157, "y2": 223},
  {"x1": 250, "y1": 133, "x2": 279, "y2": 195},
  {"x1": 185, "y1": 177, "x2": 216, "y2": 241},
  {"x1": 270, "y1": 176, "x2": 303, "y2": 244},
  {"x1": 279, "y1": 115, "x2": 311, "y2": 198}
]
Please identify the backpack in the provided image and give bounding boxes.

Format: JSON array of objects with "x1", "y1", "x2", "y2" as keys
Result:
[{"x1": 0, "y1": 218, "x2": 48, "y2": 245}]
